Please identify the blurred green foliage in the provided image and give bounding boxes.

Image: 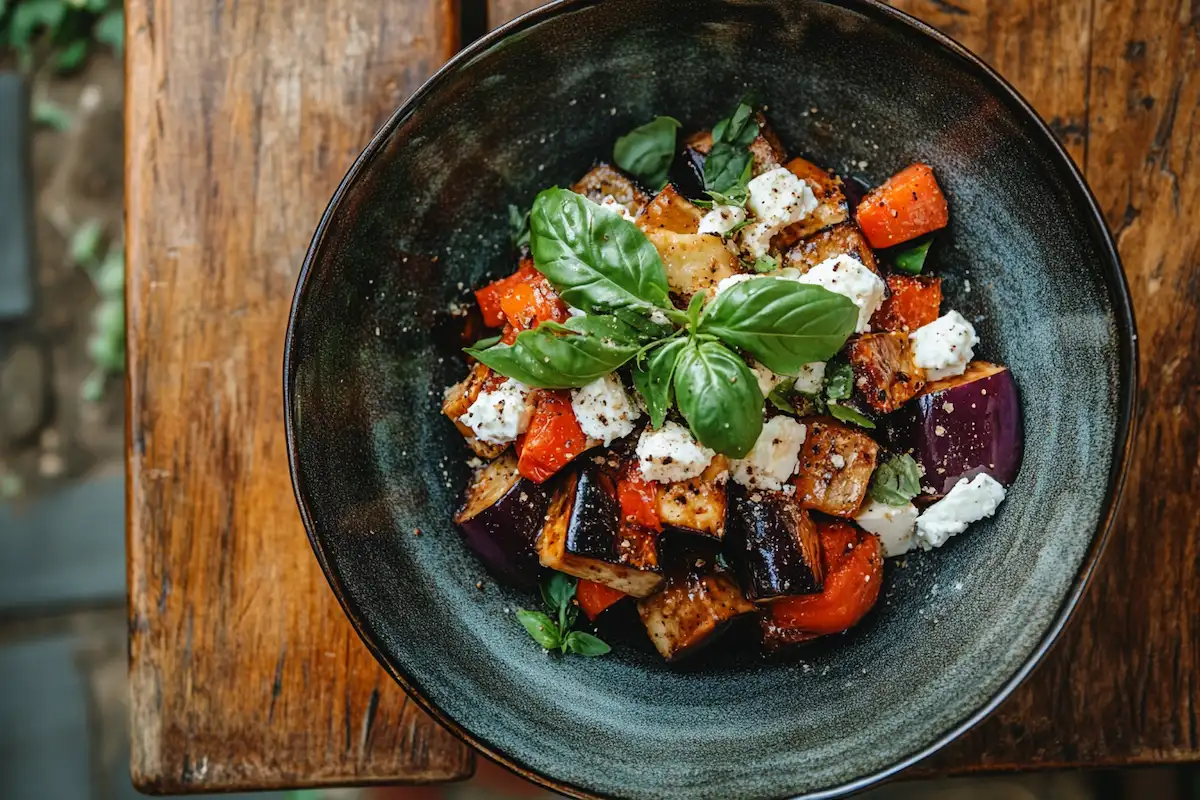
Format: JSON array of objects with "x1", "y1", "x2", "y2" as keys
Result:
[
  {"x1": 1, "y1": 0, "x2": 123, "y2": 72},
  {"x1": 70, "y1": 220, "x2": 123, "y2": 401}
]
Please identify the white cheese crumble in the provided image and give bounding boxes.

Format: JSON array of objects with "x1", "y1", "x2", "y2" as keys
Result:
[
  {"x1": 910, "y1": 310, "x2": 979, "y2": 380},
  {"x1": 636, "y1": 421, "x2": 715, "y2": 483},
  {"x1": 714, "y1": 273, "x2": 760, "y2": 297},
  {"x1": 737, "y1": 167, "x2": 818, "y2": 258},
  {"x1": 856, "y1": 500, "x2": 919, "y2": 557},
  {"x1": 792, "y1": 361, "x2": 827, "y2": 394},
  {"x1": 570, "y1": 374, "x2": 640, "y2": 446},
  {"x1": 750, "y1": 362, "x2": 787, "y2": 397},
  {"x1": 459, "y1": 379, "x2": 534, "y2": 445},
  {"x1": 731, "y1": 416, "x2": 807, "y2": 491},
  {"x1": 599, "y1": 194, "x2": 635, "y2": 222},
  {"x1": 649, "y1": 308, "x2": 671, "y2": 326},
  {"x1": 698, "y1": 204, "x2": 747, "y2": 236},
  {"x1": 915, "y1": 473, "x2": 1006, "y2": 550},
  {"x1": 795, "y1": 254, "x2": 886, "y2": 333}
]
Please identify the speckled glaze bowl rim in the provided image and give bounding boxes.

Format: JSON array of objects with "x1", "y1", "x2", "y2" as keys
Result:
[{"x1": 284, "y1": 1, "x2": 1139, "y2": 797}]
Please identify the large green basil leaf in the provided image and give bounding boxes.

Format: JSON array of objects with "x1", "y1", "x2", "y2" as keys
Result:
[
  {"x1": 530, "y1": 188, "x2": 672, "y2": 313},
  {"x1": 704, "y1": 102, "x2": 758, "y2": 194},
  {"x1": 698, "y1": 278, "x2": 858, "y2": 374},
  {"x1": 613, "y1": 116, "x2": 681, "y2": 191},
  {"x1": 673, "y1": 340, "x2": 763, "y2": 457},
  {"x1": 631, "y1": 337, "x2": 687, "y2": 430},
  {"x1": 464, "y1": 316, "x2": 642, "y2": 389}
]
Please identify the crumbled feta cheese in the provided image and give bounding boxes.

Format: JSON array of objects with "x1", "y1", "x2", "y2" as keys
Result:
[
  {"x1": 731, "y1": 416, "x2": 807, "y2": 491},
  {"x1": 829, "y1": 454, "x2": 846, "y2": 469},
  {"x1": 566, "y1": 305, "x2": 588, "y2": 318},
  {"x1": 698, "y1": 204, "x2": 747, "y2": 236},
  {"x1": 737, "y1": 167, "x2": 818, "y2": 258},
  {"x1": 856, "y1": 500, "x2": 919, "y2": 557},
  {"x1": 636, "y1": 421, "x2": 715, "y2": 483},
  {"x1": 714, "y1": 273, "x2": 761, "y2": 297},
  {"x1": 750, "y1": 362, "x2": 786, "y2": 397},
  {"x1": 796, "y1": 255, "x2": 886, "y2": 333},
  {"x1": 910, "y1": 311, "x2": 979, "y2": 380},
  {"x1": 599, "y1": 194, "x2": 635, "y2": 222},
  {"x1": 570, "y1": 374, "x2": 641, "y2": 446},
  {"x1": 915, "y1": 473, "x2": 1006, "y2": 550},
  {"x1": 792, "y1": 361, "x2": 826, "y2": 394},
  {"x1": 459, "y1": 379, "x2": 534, "y2": 444},
  {"x1": 649, "y1": 308, "x2": 671, "y2": 326}
]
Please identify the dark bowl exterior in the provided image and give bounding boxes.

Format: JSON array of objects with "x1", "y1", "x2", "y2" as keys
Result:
[{"x1": 284, "y1": 1, "x2": 1137, "y2": 799}]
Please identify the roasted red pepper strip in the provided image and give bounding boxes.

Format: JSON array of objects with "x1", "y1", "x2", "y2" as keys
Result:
[
  {"x1": 577, "y1": 579, "x2": 627, "y2": 621},
  {"x1": 871, "y1": 274, "x2": 942, "y2": 333},
  {"x1": 855, "y1": 163, "x2": 949, "y2": 249},
  {"x1": 474, "y1": 259, "x2": 569, "y2": 331},
  {"x1": 617, "y1": 462, "x2": 663, "y2": 532},
  {"x1": 767, "y1": 521, "x2": 882, "y2": 637},
  {"x1": 517, "y1": 391, "x2": 590, "y2": 483}
]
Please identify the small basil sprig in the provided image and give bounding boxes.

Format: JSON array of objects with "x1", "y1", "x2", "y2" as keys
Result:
[
  {"x1": 508, "y1": 204, "x2": 531, "y2": 250},
  {"x1": 516, "y1": 573, "x2": 611, "y2": 657},
  {"x1": 468, "y1": 190, "x2": 858, "y2": 456},
  {"x1": 869, "y1": 454, "x2": 922, "y2": 505},
  {"x1": 614, "y1": 116, "x2": 681, "y2": 190},
  {"x1": 704, "y1": 102, "x2": 759, "y2": 196},
  {"x1": 821, "y1": 359, "x2": 876, "y2": 429},
  {"x1": 893, "y1": 237, "x2": 933, "y2": 275}
]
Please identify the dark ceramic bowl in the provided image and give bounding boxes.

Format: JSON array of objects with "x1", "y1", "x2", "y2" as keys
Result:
[{"x1": 284, "y1": 1, "x2": 1137, "y2": 797}]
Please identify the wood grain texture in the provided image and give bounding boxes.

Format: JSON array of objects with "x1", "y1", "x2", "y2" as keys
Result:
[
  {"x1": 124, "y1": 0, "x2": 473, "y2": 791},
  {"x1": 483, "y1": 0, "x2": 1200, "y2": 775}
]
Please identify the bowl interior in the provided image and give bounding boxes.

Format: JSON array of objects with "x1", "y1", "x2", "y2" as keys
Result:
[{"x1": 286, "y1": 1, "x2": 1132, "y2": 798}]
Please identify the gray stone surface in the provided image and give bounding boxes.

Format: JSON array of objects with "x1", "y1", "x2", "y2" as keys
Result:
[{"x1": 0, "y1": 474, "x2": 124, "y2": 612}]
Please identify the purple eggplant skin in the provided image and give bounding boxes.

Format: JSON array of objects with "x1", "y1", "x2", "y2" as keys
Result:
[
  {"x1": 724, "y1": 486, "x2": 823, "y2": 602},
  {"x1": 885, "y1": 363, "x2": 1024, "y2": 496},
  {"x1": 454, "y1": 452, "x2": 552, "y2": 588}
]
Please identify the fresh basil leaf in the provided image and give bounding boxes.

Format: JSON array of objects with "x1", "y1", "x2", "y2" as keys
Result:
[
  {"x1": 508, "y1": 204, "x2": 531, "y2": 249},
  {"x1": 544, "y1": 571, "x2": 577, "y2": 614},
  {"x1": 471, "y1": 334, "x2": 502, "y2": 350},
  {"x1": 516, "y1": 610, "x2": 561, "y2": 650},
  {"x1": 631, "y1": 337, "x2": 687, "y2": 429},
  {"x1": 828, "y1": 402, "x2": 876, "y2": 429},
  {"x1": 465, "y1": 315, "x2": 642, "y2": 389},
  {"x1": 531, "y1": 188, "x2": 672, "y2": 313},
  {"x1": 704, "y1": 143, "x2": 754, "y2": 195},
  {"x1": 823, "y1": 360, "x2": 855, "y2": 402},
  {"x1": 563, "y1": 631, "x2": 612, "y2": 657},
  {"x1": 614, "y1": 116, "x2": 681, "y2": 191},
  {"x1": 673, "y1": 341, "x2": 763, "y2": 457},
  {"x1": 698, "y1": 278, "x2": 858, "y2": 374},
  {"x1": 712, "y1": 102, "x2": 758, "y2": 148},
  {"x1": 869, "y1": 454, "x2": 922, "y2": 506},
  {"x1": 893, "y1": 238, "x2": 932, "y2": 275},
  {"x1": 767, "y1": 382, "x2": 827, "y2": 417},
  {"x1": 706, "y1": 186, "x2": 749, "y2": 208},
  {"x1": 723, "y1": 217, "x2": 754, "y2": 239},
  {"x1": 610, "y1": 306, "x2": 677, "y2": 342},
  {"x1": 753, "y1": 255, "x2": 778, "y2": 273},
  {"x1": 685, "y1": 291, "x2": 706, "y2": 329}
]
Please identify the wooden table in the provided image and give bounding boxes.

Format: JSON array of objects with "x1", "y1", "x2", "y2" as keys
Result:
[{"x1": 125, "y1": 0, "x2": 1199, "y2": 792}]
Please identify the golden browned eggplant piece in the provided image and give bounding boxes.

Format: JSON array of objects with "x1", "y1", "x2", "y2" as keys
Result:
[
  {"x1": 538, "y1": 465, "x2": 664, "y2": 597},
  {"x1": 724, "y1": 486, "x2": 823, "y2": 602},
  {"x1": 793, "y1": 418, "x2": 879, "y2": 517},
  {"x1": 637, "y1": 571, "x2": 757, "y2": 661}
]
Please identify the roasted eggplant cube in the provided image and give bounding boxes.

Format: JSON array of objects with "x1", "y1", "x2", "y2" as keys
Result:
[
  {"x1": 655, "y1": 457, "x2": 729, "y2": 541},
  {"x1": 571, "y1": 163, "x2": 649, "y2": 216},
  {"x1": 793, "y1": 418, "x2": 879, "y2": 517},
  {"x1": 538, "y1": 467, "x2": 665, "y2": 597},
  {"x1": 637, "y1": 183, "x2": 703, "y2": 234},
  {"x1": 683, "y1": 116, "x2": 787, "y2": 178},
  {"x1": 785, "y1": 222, "x2": 878, "y2": 274},
  {"x1": 454, "y1": 451, "x2": 552, "y2": 588},
  {"x1": 637, "y1": 571, "x2": 756, "y2": 661},
  {"x1": 725, "y1": 486, "x2": 823, "y2": 601},
  {"x1": 776, "y1": 156, "x2": 850, "y2": 246},
  {"x1": 441, "y1": 362, "x2": 506, "y2": 459},
  {"x1": 886, "y1": 362, "x2": 1023, "y2": 495},
  {"x1": 847, "y1": 332, "x2": 927, "y2": 413}
]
